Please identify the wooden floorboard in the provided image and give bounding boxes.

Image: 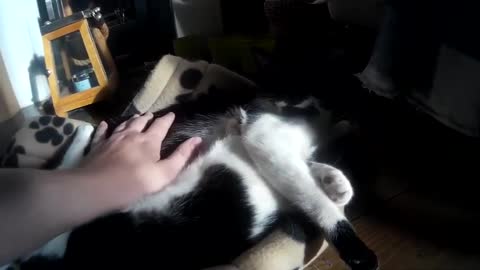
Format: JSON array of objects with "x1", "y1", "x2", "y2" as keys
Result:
[{"x1": 306, "y1": 192, "x2": 480, "y2": 270}]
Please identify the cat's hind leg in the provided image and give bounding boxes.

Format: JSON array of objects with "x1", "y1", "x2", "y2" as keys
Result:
[{"x1": 240, "y1": 112, "x2": 378, "y2": 270}]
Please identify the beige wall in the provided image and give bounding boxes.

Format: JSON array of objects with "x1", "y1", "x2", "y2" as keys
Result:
[{"x1": 0, "y1": 52, "x2": 19, "y2": 122}]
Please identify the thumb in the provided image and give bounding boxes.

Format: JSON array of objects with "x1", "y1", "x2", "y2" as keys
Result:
[{"x1": 159, "y1": 137, "x2": 202, "y2": 179}]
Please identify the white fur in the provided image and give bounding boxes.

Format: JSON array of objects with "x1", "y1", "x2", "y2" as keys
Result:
[
  {"x1": 293, "y1": 96, "x2": 317, "y2": 109},
  {"x1": 241, "y1": 113, "x2": 347, "y2": 231},
  {"x1": 131, "y1": 136, "x2": 279, "y2": 239},
  {"x1": 274, "y1": 101, "x2": 288, "y2": 108}
]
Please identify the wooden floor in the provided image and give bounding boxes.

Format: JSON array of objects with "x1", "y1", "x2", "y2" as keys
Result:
[
  {"x1": 306, "y1": 155, "x2": 480, "y2": 269},
  {"x1": 307, "y1": 193, "x2": 480, "y2": 270},
  {"x1": 305, "y1": 143, "x2": 480, "y2": 270},
  {"x1": 306, "y1": 96, "x2": 480, "y2": 270}
]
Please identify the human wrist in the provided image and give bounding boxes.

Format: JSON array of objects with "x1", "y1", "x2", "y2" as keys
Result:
[
  {"x1": 68, "y1": 166, "x2": 144, "y2": 214},
  {"x1": 50, "y1": 168, "x2": 128, "y2": 226}
]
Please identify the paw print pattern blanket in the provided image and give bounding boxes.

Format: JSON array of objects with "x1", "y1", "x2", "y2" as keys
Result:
[{"x1": 0, "y1": 116, "x2": 91, "y2": 168}]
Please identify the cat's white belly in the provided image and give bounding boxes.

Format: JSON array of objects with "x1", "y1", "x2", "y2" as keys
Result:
[{"x1": 130, "y1": 135, "x2": 279, "y2": 239}]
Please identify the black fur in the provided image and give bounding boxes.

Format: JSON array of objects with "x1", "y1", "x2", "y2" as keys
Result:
[
  {"x1": 20, "y1": 256, "x2": 64, "y2": 270},
  {"x1": 278, "y1": 211, "x2": 320, "y2": 245},
  {"x1": 328, "y1": 220, "x2": 378, "y2": 270}
]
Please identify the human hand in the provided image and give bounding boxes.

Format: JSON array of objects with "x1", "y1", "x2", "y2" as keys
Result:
[{"x1": 80, "y1": 112, "x2": 201, "y2": 210}]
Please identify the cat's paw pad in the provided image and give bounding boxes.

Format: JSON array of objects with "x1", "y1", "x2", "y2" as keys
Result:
[
  {"x1": 310, "y1": 163, "x2": 353, "y2": 206},
  {"x1": 29, "y1": 116, "x2": 75, "y2": 146},
  {"x1": 321, "y1": 170, "x2": 353, "y2": 206}
]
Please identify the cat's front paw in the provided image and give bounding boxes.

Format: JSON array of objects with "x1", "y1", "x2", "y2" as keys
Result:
[{"x1": 309, "y1": 162, "x2": 353, "y2": 206}]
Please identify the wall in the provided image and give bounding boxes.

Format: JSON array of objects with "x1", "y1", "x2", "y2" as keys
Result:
[
  {"x1": 0, "y1": 0, "x2": 50, "y2": 109},
  {"x1": 0, "y1": 53, "x2": 20, "y2": 122},
  {"x1": 0, "y1": 53, "x2": 24, "y2": 152}
]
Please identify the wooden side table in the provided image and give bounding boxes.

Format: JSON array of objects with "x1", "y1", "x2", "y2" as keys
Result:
[{"x1": 41, "y1": 9, "x2": 117, "y2": 117}]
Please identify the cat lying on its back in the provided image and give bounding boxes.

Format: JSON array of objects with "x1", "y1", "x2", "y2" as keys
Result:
[{"x1": 12, "y1": 98, "x2": 378, "y2": 270}]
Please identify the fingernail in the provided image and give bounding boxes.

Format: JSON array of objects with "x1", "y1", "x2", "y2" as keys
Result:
[
  {"x1": 146, "y1": 112, "x2": 154, "y2": 118},
  {"x1": 99, "y1": 121, "x2": 107, "y2": 127},
  {"x1": 192, "y1": 137, "x2": 202, "y2": 145},
  {"x1": 166, "y1": 112, "x2": 175, "y2": 118},
  {"x1": 133, "y1": 114, "x2": 140, "y2": 118}
]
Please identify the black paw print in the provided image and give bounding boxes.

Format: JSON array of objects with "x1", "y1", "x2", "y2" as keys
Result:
[
  {"x1": 30, "y1": 116, "x2": 75, "y2": 146},
  {"x1": 179, "y1": 68, "x2": 203, "y2": 90},
  {"x1": 0, "y1": 138, "x2": 25, "y2": 168}
]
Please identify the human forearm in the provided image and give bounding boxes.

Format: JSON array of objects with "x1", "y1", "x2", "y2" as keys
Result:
[
  {"x1": 0, "y1": 113, "x2": 201, "y2": 265},
  {"x1": 0, "y1": 168, "x2": 115, "y2": 264}
]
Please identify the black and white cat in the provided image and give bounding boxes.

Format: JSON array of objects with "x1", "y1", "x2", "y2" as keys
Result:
[{"x1": 8, "y1": 98, "x2": 377, "y2": 270}]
